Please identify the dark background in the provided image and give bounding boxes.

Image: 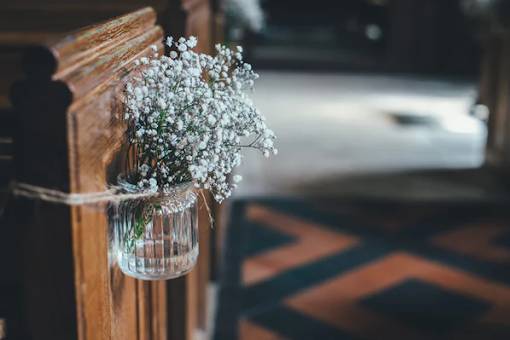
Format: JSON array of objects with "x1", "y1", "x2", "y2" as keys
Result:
[{"x1": 240, "y1": 0, "x2": 481, "y2": 75}]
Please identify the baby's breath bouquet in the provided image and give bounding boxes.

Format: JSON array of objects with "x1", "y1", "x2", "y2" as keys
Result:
[
  {"x1": 124, "y1": 36, "x2": 276, "y2": 202},
  {"x1": 115, "y1": 36, "x2": 276, "y2": 280}
]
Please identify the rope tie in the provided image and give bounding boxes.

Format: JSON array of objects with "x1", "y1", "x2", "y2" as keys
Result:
[{"x1": 2, "y1": 181, "x2": 213, "y2": 224}]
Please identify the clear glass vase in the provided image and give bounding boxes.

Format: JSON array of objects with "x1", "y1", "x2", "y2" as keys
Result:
[{"x1": 112, "y1": 178, "x2": 199, "y2": 280}]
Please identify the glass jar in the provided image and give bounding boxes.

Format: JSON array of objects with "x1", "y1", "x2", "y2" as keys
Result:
[{"x1": 112, "y1": 178, "x2": 199, "y2": 280}]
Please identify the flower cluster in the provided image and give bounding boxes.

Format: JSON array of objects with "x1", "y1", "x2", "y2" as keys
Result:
[{"x1": 124, "y1": 36, "x2": 276, "y2": 202}]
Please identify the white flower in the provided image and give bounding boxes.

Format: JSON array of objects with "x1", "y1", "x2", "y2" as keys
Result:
[
  {"x1": 157, "y1": 98, "x2": 167, "y2": 109},
  {"x1": 149, "y1": 178, "x2": 158, "y2": 189},
  {"x1": 207, "y1": 115, "x2": 217, "y2": 125},
  {"x1": 134, "y1": 87, "x2": 143, "y2": 99},
  {"x1": 186, "y1": 36, "x2": 198, "y2": 48},
  {"x1": 123, "y1": 36, "x2": 276, "y2": 201},
  {"x1": 135, "y1": 128, "x2": 145, "y2": 138}
]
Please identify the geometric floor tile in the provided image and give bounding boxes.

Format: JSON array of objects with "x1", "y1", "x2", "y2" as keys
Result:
[
  {"x1": 361, "y1": 278, "x2": 490, "y2": 335},
  {"x1": 239, "y1": 319, "x2": 286, "y2": 340},
  {"x1": 215, "y1": 199, "x2": 510, "y2": 340},
  {"x1": 285, "y1": 252, "x2": 510, "y2": 340},
  {"x1": 431, "y1": 223, "x2": 510, "y2": 263},
  {"x1": 243, "y1": 204, "x2": 359, "y2": 286},
  {"x1": 247, "y1": 305, "x2": 357, "y2": 340},
  {"x1": 241, "y1": 222, "x2": 295, "y2": 258}
]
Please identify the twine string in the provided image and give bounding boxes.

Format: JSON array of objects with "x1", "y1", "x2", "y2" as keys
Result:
[
  {"x1": 3, "y1": 181, "x2": 213, "y2": 225},
  {"x1": 11, "y1": 181, "x2": 160, "y2": 205}
]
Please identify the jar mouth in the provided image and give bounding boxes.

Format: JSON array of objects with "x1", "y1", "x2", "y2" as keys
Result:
[{"x1": 117, "y1": 174, "x2": 195, "y2": 195}]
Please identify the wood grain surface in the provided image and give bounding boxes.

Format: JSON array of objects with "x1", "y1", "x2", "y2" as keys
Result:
[{"x1": 10, "y1": 8, "x2": 167, "y2": 340}]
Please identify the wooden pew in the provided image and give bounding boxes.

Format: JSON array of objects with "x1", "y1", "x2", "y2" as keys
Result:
[
  {"x1": 2, "y1": 3, "x2": 217, "y2": 339},
  {"x1": 0, "y1": 0, "x2": 182, "y2": 108},
  {"x1": 0, "y1": 0, "x2": 215, "y2": 112},
  {"x1": 8, "y1": 8, "x2": 166, "y2": 340},
  {"x1": 0, "y1": 1, "x2": 187, "y2": 191}
]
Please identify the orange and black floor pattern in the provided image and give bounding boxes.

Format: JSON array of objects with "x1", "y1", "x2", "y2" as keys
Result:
[{"x1": 214, "y1": 198, "x2": 510, "y2": 340}]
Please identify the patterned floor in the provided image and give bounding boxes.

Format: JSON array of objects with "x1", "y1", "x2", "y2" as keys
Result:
[{"x1": 214, "y1": 198, "x2": 510, "y2": 340}]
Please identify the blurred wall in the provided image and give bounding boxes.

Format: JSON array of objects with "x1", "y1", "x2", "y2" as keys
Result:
[{"x1": 387, "y1": 0, "x2": 480, "y2": 75}]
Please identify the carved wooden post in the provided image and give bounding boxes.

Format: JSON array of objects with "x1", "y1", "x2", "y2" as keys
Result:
[
  {"x1": 165, "y1": 1, "x2": 215, "y2": 338},
  {"x1": 10, "y1": 8, "x2": 167, "y2": 340},
  {"x1": 483, "y1": 33, "x2": 510, "y2": 166},
  {"x1": 472, "y1": 2, "x2": 510, "y2": 167}
]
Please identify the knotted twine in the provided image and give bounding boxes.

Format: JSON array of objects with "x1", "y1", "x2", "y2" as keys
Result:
[{"x1": 2, "y1": 180, "x2": 213, "y2": 224}]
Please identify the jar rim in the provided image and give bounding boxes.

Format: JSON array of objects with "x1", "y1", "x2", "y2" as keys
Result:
[{"x1": 117, "y1": 173, "x2": 195, "y2": 195}]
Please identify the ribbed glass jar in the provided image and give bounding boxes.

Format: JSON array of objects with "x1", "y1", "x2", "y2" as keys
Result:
[{"x1": 113, "y1": 179, "x2": 199, "y2": 280}]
